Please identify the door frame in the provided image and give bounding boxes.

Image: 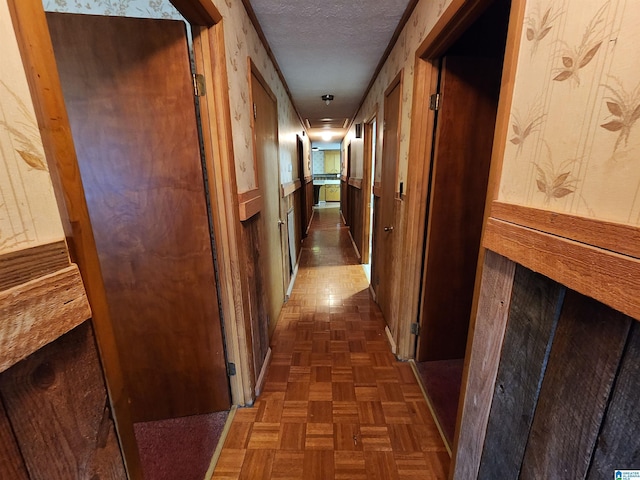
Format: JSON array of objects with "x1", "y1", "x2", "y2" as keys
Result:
[
  {"x1": 361, "y1": 110, "x2": 377, "y2": 265},
  {"x1": 7, "y1": 1, "x2": 253, "y2": 477},
  {"x1": 395, "y1": 0, "x2": 526, "y2": 476}
]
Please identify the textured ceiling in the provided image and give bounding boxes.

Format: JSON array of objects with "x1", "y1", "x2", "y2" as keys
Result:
[{"x1": 246, "y1": 0, "x2": 413, "y2": 143}]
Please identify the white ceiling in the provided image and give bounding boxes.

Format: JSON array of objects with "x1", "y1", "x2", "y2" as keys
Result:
[{"x1": 245, "y1": 0, "x2": 414, "y2": 144}]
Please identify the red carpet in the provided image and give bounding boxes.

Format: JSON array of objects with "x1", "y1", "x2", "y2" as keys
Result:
[
  {"x1": 134, "y1": 411, "x2": 229, "y2": 480},
  {"x1": 416, "y1": 359, "x2": 464, "y2": 446}
]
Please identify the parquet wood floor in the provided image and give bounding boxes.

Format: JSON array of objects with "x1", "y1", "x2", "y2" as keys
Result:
[{"x1": 212, "y1": 205, "x2": 449, "y2": 479}]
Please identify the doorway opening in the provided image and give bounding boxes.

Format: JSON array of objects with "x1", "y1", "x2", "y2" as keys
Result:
[
  {"x1": 311, "y1": 145, "x2": 342, "y2": 206},
  {"x1": 413, "y1": 0, "x2": 511, "y2": 450}
]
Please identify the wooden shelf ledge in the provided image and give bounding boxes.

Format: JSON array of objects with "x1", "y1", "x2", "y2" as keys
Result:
[{"x1": 0, "y1": 265, "x2": 91, "y2": 373}]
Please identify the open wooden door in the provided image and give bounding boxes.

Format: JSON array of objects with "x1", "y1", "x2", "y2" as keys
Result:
[
  {"x1": 417, "y1": 55, "x2": 502, "y2": 361},
  {"x1": 374, "y1": 75, "x2": 402, "y2": 337},
  {"x1": 47, "y1": 13, "x2": 230, "y2": 422}
]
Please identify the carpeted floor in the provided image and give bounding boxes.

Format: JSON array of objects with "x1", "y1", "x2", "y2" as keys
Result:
[
  {"x1": 415, "y1": 359, "x2": 464, "y2": 446},
  {"x1": 134, "y1": 410, "x2": 229, "y2": 480}
]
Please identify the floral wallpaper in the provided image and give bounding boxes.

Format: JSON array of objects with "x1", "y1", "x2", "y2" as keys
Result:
[
  {"x1": 44, "y1": 0, "x2": 308, "y2": 193},
  {"x1": 43, "y1": 0, "x2": 181, "y2": 18},
  {"x1": 214, "y1": 0, "x2": 306, "y2": 192},
  {"x1": 499, "y1": 0, "x2": 640, "y2": 226},
  {"x1": 0, "y1": 0, "x2": 65, "y2": 255},
  {"x1": 345, "y1": 0, "x2": 454, "y2": 185}
]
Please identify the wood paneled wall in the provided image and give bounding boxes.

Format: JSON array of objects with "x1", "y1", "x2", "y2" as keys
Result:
[
  {"x1": 0, "y1": 322, "x2": 126, "y2": 479},
  {"x1": 240, "y1": 213, "x2": 269, "y2": 389},
  {"x1": 304, "y1": 178, "x2": 314, "y2": 235},
  {"x1": 456, "y1": 255, "x2": 640, "y2": 479},
  {"x1": 346, "y1": 182, "x2": 364, "y2": 260},
  {"x1": 0, "y1": 243, "x2": 125, "y2": 478}
]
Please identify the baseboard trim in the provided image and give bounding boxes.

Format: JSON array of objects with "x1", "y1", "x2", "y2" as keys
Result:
[
  {"x1": 255, "y1": 347, "x2": 272, "y2": 397},
  {"x1": 347, "y1": 229, "x2": 362, "y2": 261},
  {"x1": 203, "y1": 404, "x2": 237, "y2": 480},
  {"x1": 384, "y1": 326, "x2": 397, "y2": 355},
  {"x1": 408, "y1": 359, "x2": 453, "y2": 457}
]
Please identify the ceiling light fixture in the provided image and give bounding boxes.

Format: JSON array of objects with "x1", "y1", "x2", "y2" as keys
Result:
[
  {"x1": 322, "y1": 132, "x2": 333, "y2": 141},
  {"x1": 321, "y1": 94, "x2": 334, "y2": 106}
]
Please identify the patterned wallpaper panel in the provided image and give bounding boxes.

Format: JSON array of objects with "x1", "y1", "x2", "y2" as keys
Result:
[
  {"x1": 215, "y1": 0, "x2": 306, "y2": 191},
  {"x1": 345, "y1": 0, "x2": 454, "y2": 186},
  {"x1": 0, "y1": 0, "x2": 65, "y2": 255},
  {"x1": 43, "y1": 0, "x2": 181, "y2": 18},
  {"x1": 499, "y1": 0, "x2": 640, "y2": 226},
  {"x1": 43, "y1": 0, "x2": 308, "y2": 193}
]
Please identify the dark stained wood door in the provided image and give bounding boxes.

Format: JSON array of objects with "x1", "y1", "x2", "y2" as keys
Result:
[
  {"x1": 417, "y1": 55, "x2": 502, "y2": 361},
  {"x1": 47, "y1": 13, "x2": 230, "y2": 422},
  {"x1": 374, "y1": 78, "x2": 401, "y2": 337}
]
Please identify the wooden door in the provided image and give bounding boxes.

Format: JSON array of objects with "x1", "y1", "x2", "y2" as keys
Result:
[
  {"x1": 251, "y1": 69, "x2": 286, "y2": 333},
  {"x1": 47, "y1": 13, "x2": 230, "y2": 422},
  {"x1": 417, "y1": 56, "x2": 502, "y2": 361},
  {"x1": 375, "y1": 77, "x2": 401, "y2": 335}
]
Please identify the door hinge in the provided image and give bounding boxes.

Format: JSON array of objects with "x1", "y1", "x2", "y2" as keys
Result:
[
  {"x1": 193, "y1": 73, "x2": 206, "y2": 97},
  {"x1": 411, "y1": 322, "x2": 421, "y2": 336},
  {"x1": 227, "y1": 362, "x2": 236, "y2": 376},
  {"x1": 253, "y1": 103, "x2": 257, "y2": 119},
  {"x1": 429, "y1": 93, "x2": 440, "y2": 111}
]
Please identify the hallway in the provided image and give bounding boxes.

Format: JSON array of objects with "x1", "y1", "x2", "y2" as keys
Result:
[{"x1": 212, "y1": 205, "x2": 449, "y2": 479}]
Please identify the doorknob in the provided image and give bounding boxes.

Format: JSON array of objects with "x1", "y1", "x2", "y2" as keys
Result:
[
  {"x1": 384, "y1": 226, "x2": 394, "y2": 232},
  {"x1": 278, "y1": 219, "x2": 285, "y2": 227}
]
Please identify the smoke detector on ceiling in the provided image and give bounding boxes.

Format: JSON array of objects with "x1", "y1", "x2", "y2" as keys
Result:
[{"x1": 321, "y1": 94, "x2": 334, "y2": 106}]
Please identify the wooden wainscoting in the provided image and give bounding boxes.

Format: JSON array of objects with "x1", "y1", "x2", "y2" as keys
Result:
[
  {"x1": 454, "y1": 252, "x2": 640, "y2": 479},
  {"x1": 304, "y1": 176, "x2": 314, "y2": 234},
  {"x1": 347, "y1": 178, "x2": 364, "y2": 260},
  {"x1": 0, "y1": 241, "x2": 125, "y2": 478},
  {"x1": 240, "y1": 213, "x2": 269, "y2": 388}
]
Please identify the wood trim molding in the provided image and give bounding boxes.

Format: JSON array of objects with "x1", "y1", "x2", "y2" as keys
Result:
[
  {"x1": 417, "y1": 0, "x2": 495, "y2": 58},
  {"x1": 340, "y1": 175, "x2": 348, "y2": 182},
  {"x1": 239, "y1": 0, "x2": 306, "y2": 128},
  {"x1": 281, "y1": 179, "x2": 301, "y2": 198},
  {"x1": 484, "y1": 217, "x2": 640, "y2": 321},
  {"x1": 0, "y1": 240, "x2": 69, "y2": 291},
  {"x1": 491, "y1": 202, "x2": 640, "y2": 260},
  {"x1": 373, "y1": 182, "x2": 382, "y2": 198},
  {"x1": 169, "y1": 0, "x2": 222, "y2": 24},
  {"x1": 0, "y1": 265, "x2": 91, "y2": 373},
  {"x1": 195, "y1": 24, "x2": 255, "y2": 406},
  {"x1": 238, "y1": 188, "x2": 263, "y2": 221},
  {"x1": 304, "y1": 175, "x2": 312, "y2": 184},
  {"x1": 354, "y1": 0, "x2": 419, "y2": 120},
  {"x1": 452, "y1": 251, "x2": 516, "y2": 480},
  {"x1": 348, "y1": 177, "x2": 363, "y2": 189}
]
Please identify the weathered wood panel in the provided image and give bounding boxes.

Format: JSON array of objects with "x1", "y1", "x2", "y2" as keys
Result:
[
  {"x1": 477, "y1": 266, "x2": 564, "y2": 479},
  {"x1": 347, "y1": 184, "x2": 363, "y2": 259},
  {"x1": 587, "y1": 322, "x2": 640, "y2": 479},
  {"x1": 452, "y1": 251, "x2": 515, "y2": 480},
  {"x1": 0, "y1": 266, "x2": 91, "y2": 373},
  {"x1": 0, "y1": 241, "x2": 69, "y2": 292},
  {"x1": 0, "y1": 322, "x2": 126, "y2": 479},
  {"x1": 304, "y1": 179, "x2": 314, "y2": 235},
  {"x1": 241, "y1": 213, "x2": 269, "y2": 387},
  {"x1": 0, "y1": 399, "x2": 28, "y2": 479},
  {"x1": 519, "y1": 290, "x2": 631, "y2": 480},
  {"x1": 484, "y1": 217, "x2": 640, "y2": 323}
]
